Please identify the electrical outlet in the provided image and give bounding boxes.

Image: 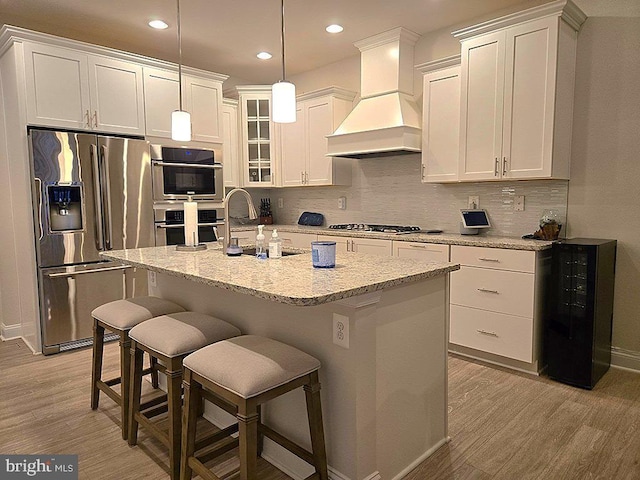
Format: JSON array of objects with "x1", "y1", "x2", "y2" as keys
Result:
[
  {"x1": 148, "y1": 270, "x2": 157, "y2": 288},
  {"x1": 333, "y1": 313, "x2": 349, "y2": 348},
  {"x1": 514, "y1": 195, "x2": 525, "y2": 211},
  {"x1": 338, "y1": 196, "x2": 347, "y2": 210},
  {"x1": 277, "y1": 198, "x2": 284, "y2": 209},
  {"x1": 468, "y1": 196, "x2": 479, "y2": 209}
]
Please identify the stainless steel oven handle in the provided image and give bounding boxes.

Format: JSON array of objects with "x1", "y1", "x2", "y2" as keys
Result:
[
  {"x1": 157, "y1": 222, "x2": 222, "y2": 229},
  {"x1": 100, "y1": 144, "x2": 113, "y2": 250},
  {"x1": 34, "y1": 177, "x2": 44, "y2": 240},
  {"x1": 152, "y1": 161, "x2": 222, "y2": 170},
  {"x1": 90, "y1": 145, "x2": 105, "y2": 250},
  {"x1": 46, "y1": 265, "x2": 132, "y2": 278},
  {"x1": 156, "y1": 223, "x2": 183, "y2": 229}
]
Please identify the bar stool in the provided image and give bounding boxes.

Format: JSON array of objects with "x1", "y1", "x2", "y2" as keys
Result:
[
  {"x1": 91, "y1": 296, "x2": 186, "y2": 440},
  {"x1": 180, "y1": 335, "x2": 328, "y2": 480},
  {"x1": 128, "y1": 312, "x2": 241, "y2": 480}
]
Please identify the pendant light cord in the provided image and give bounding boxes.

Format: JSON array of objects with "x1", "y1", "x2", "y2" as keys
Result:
[
  {"x1": 177, "y1": 0, "x2": 184, "y2": 111},
  {"x1": 280, "y1": 0, "x2": 286, "y2": 82}
]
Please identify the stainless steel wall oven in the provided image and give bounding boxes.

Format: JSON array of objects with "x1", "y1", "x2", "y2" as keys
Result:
[
  {"x1": 154, "y1": 204, "x2": 223, "y2": 246},
  {"x1": 151, "y1": 145, "x2": 223, "y2": 202}
]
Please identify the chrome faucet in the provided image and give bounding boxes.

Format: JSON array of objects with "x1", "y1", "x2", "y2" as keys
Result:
[{"x1": 221, "y1": 188, "x2": 258, "y2": 254}]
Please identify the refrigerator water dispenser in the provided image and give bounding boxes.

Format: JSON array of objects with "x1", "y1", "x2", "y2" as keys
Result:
[{"x1": 47, "y1": 184, "x2": 83, "y2": 232}]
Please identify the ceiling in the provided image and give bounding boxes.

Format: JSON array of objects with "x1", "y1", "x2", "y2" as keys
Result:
[{"x1": 0, "y1": 0, "x2": 637, "y2": 84}]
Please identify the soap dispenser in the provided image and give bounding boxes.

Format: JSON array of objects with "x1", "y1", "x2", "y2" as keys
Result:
[
  {"x1": 269, "y1": 229, "x2": 282, "y2": 258},
  {"x1": 255, "y1": 225, "x2": 267, "y2": 259}
]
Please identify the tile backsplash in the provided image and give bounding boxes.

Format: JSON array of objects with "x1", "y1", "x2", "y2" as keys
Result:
[{"x1": 268, "y1": 154, "x2": 568, "y2": 237}]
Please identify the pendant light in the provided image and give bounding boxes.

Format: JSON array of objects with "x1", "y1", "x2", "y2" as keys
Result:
[
  {"x1": 171, "y1": 0, "x2": 191, "y2": 141},
  {"x1": 272, "y1": 0, "x2": 296, "y2": 123}
]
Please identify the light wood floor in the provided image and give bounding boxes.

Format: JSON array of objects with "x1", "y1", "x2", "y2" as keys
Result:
[{"x1": 2, "y1": 338, "x2": 640, "y2": 479}]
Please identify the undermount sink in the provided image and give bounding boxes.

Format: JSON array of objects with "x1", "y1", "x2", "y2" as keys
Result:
[{"x1": 241, "y1": 248, "x2": 301, "y2": 257}]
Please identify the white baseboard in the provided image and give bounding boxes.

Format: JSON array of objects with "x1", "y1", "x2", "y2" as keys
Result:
[
  {"x1": 0, "y1": 322, "x2": 21, "y2": 341},
  {"x1": 611, "y1": 346, "x2": 640, "y2": 372},
  {"x1": 390, "y1": 436, "x2": 449, "y2": 480}
]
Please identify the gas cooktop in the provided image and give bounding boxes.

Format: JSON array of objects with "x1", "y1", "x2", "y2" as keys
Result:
[{"x1": 328, "y1": 224, "x2": 423, "y2": 234}]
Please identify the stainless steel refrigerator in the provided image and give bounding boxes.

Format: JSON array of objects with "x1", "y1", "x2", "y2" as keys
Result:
[{"x1": 29, "y1": 129, "x2": 154, "y2": 354}]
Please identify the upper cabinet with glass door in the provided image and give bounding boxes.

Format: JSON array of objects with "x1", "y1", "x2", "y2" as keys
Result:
[{"x1": 237, "y1": 86, "x2": 277, "y2": 187}]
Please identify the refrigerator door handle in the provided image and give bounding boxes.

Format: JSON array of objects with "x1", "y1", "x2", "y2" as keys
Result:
[
  {"x1": 90, "y1": 145, "x2": 106, "y2": 251},
  {"x1": 46, "y1": 265, "x2": 132, "y2": 278},
  {"x1": 34, "y1": 177, "x2": 44, "y2": 240},
  {"x1": 100, "y1": 144, "x2": 114, "y2": 250}
]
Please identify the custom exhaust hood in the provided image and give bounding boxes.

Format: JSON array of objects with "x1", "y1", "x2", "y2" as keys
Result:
[{"x1": 326, "y1": 27, "x2": 422, "y2": 159}]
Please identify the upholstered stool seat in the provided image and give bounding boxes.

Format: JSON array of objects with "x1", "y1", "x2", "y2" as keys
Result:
[
  {"x1": 180, "y1": 335, "x2": 328, "y2": 480},
  {"x1": 90, "y1": 296, "x2": 185, "y2": 440},
  {"x1": 128, "y1": 312, "x2": 241, "y2": 480}
]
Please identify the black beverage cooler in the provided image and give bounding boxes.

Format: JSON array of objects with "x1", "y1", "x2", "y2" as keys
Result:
[{"x1": 545, "y1": 238, "x2": 617, "y2": 389}]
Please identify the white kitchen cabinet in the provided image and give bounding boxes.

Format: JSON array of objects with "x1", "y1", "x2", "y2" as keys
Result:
[
  {"x1": 237, "y1": 86, "x2": 277, "y2": 187},
  {"x1": 448, "y1": 245, "x2": 550, "y2": 373},
  {"x1": 393, "y1": 241, "x2": 449, "y2": 262},
  {"x1": 265, "y1": 230, "x2": 317, "y2": 249},
  {"x1": 143, "y1": 67, "x2": 224, "y2": 143},
  {"x1": 280, "y1": 87, "x2": 355, "y2": 187},
  {"x1": 24, "y1": 42, "x2": 145, "y2": 135},
  {"x1": 318, "y1": 235, "x2": 392, "y2": 256},
  {"x1": 417, "y1": 58, "x2": 461, "y2": 183},
  {"x1": 222, "y1": 99, "x2": 241, "y2": 187},
  {"x1": 454, "y1": 3, "x2": 584, "y2": 181}
]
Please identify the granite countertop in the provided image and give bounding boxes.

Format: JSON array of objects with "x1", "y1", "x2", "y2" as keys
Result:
[
  {"x1": 232, "y1": 224, "x2": 554, "y2": 251},
  {"x1": 101, "y1": 245, "x2": 459, "y2": 307}
]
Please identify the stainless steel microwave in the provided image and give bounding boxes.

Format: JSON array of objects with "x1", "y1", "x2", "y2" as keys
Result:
[{"x1": 151, "y1": 145, "x2": 223, "y2": 202}]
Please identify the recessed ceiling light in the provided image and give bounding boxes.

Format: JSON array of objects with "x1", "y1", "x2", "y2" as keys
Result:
[
  {"x1": 257, "y1": 51, "x2": 273, "y2": 60},
  {"x1": 326, "y1": 24, "x2": 344, "y2": 34},
  {"x1": 148, "y1": 19, "x2": 169, "y2": 30}
]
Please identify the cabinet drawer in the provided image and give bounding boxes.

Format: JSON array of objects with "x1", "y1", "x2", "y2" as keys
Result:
[
  {"x1": 449, "y1": 304, "x2": 533, "y2": 363},
  {"x1": 450, "y1": 266, "x2": 534, "y2": 317},
  {"x1": 451, "y1": 245, "x2": 535, "y2": 273},
  {"x1": 393, "y1": 242, "x2": 449, "y2": 262}
]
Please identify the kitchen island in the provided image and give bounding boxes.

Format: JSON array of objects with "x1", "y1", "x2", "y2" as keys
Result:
[{"x1": 102, "y1": 245, "x2": 459, "y2": 480}]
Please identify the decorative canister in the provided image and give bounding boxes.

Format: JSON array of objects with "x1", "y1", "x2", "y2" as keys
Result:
[{"x1": 311, "y1": 241, "x2": 336, "y2": 268}]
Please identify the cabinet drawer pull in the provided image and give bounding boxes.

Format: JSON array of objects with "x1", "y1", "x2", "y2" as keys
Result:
[
  {"x1": 409, "y1": 244, "x2": 427, "y2": 249},
  {"x1": 502, "y1": 156, "x2": 507, "y2": 175},
  {"x1": 477, "y1": 329, "x2": 499, "y2": 337},
  {"x1": 85, "y1": 110, "x2": 91, "y2": 129},
  {"x1": 477, "y1": 288, "x2": 499, "y2": 294},
  {"x1": 494, "y1": 157, "x2": 499, "y2": 176},
  {"x1": 478, "y1": 257, "x2": 500, "y2": 262},
  {"x1": 93, "y1": 110, "x2": 98, "y2": 128}
]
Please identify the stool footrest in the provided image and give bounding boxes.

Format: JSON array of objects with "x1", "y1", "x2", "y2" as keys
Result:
[
  {"x1": 196, "y1": 435, "x2": 239, "y2": 465},
  {"x1": 188, "y1": 457, "x2": 224, "y2": 480},
  {"x1": 103, "y1": 377, "x2": 121, "y2": 387},
  {"x1": 141, "y1": 402, "x2": 169, "y2": 419},
  {"x1": 133, "y1": 411, "x2": 170, "y2": 448},
  {"x1": 140, "y1": 394, "x2": 168, "y2": 411},
  {"x1": 195, "y1": 424, "x2": 239, "y2": 452},
  {"x1": 97, "y1": 381, "x2": 121, "y2": 405},
  {"x1": 260, "y1": 423, "x2": 314, "y2": 465}
]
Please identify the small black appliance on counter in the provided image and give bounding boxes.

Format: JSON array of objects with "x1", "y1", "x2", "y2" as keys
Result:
[{"x1": 544, "y1": 238, "x2": 617, "y2": 389}]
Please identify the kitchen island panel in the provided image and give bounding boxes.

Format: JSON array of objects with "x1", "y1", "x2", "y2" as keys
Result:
[{"x1": 150, "y1": 270, "x2": 448, "y2": 480}]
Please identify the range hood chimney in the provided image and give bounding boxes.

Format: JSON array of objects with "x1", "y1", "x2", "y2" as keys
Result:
[{"x1": 326, "y1": 27, "x2": 422, "y2": 159}]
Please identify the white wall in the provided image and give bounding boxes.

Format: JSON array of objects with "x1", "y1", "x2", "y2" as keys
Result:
[{"x1": 566, "y1": 17, "x2": 640, "y2": 356}]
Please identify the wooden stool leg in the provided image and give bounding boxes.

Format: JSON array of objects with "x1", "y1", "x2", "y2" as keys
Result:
[
  {"x1": 90, "y1": 321, "x2": 105, "y2": 410},
  {"x1": 119, "y1": 333, "x2": 132, "y2": 441},
  {"x1": 128, "y1": 342, "x2": 144, "y2": 446},
  {"x1": 238, "y1": 402, "x2": 259, "y2": 480},
  {"x1": 150, "y1": 355, "x2": 159, "y2": 388},
  {"x1": 180, "y1": 369, "x2": 200, "y2": 480},
  {"x1": 304, "y1": 371, "x2": 328, "y2": 480},
  {"x1": 256, "y1": 404, "x2": 264, "y2": 457},
  {"x1": 167, "y1": 361, "x2": 183, "y2": 480}
]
